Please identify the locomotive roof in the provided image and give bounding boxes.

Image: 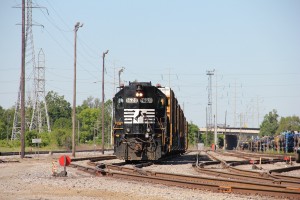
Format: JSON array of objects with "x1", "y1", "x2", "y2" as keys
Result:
[{"x1": 128, "y1": 81, "x2": 152, "y2": 86}]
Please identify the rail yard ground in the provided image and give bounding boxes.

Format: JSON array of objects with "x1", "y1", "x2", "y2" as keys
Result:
[{"x1": 0, "y1": 151, "x2": 299, "y2": 200}]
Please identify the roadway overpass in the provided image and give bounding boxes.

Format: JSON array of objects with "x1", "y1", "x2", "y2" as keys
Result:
[{"x1": 199, "y1": 127, "x2": 260, "y2": 150}]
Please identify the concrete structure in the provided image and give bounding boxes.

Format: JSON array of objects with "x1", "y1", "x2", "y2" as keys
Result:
[{"x1": 199, "y1": 127, "x2": 260, "y2": 150}]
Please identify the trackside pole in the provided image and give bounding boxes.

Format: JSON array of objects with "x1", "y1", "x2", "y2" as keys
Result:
[{"x1": 64, "y1": 155, "x2": 66, "y2": 174}]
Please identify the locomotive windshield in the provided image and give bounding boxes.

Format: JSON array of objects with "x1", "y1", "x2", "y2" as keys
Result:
[{"x1": 116, "y1": 96, "x2": 124, "y2": 109}]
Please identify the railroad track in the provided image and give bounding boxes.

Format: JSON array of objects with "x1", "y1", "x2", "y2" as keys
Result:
[
  {"x1": 209, "y1": 150, "x2": 294, "y2": 160},
  {"x1": 195, "y1": 164, "x2": 300, "y2": 188},
  {"x1": 69, "y1": 162, "x2": 300, "y2": 199},
  {"x1": 200, "y1": 151, "x2": 300, "y2": 186},
  {"x1": 204, "y1": 150, "x2": 294, "y2": 170}
]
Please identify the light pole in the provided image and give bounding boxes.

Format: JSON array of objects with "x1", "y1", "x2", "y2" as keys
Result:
[
  {"x1": 72, "y1": 22, "x2": 83, "y2": 157},
  {"x1": 102, "y1": 50, "x2": 109, "y2": 154},
  {"x1": 118, "y1": 67, "x2": 125, "y2": 87}
]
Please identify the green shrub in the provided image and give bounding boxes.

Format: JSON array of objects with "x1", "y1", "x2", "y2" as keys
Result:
[{"x1": 51, "y1": 128, "x2": 72, "y2": 150}]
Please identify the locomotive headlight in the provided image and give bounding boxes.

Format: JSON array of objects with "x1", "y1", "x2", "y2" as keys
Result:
[
  {"x1": 135, "y1": 92, "x2": 143, "y2": 97},
  {"x1": 126, "y1": 128, "x2": 131, "y2": 133},
  {"x1": 145, "y1": 133, "x2": 149, "y2": 138},
  {"x1": 146, "y1": 128, "x2": 151, "y2": 133},
  {"x1": 135, "y1": 85, "x2": 144, "y2": 98}
]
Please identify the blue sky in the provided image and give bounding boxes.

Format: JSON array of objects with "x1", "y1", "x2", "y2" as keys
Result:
[{"x1": 1, "y1": 0, "x2": 299, "y2": 128}]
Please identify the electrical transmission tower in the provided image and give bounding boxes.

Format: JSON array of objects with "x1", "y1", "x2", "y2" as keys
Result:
[
  {"x1": 206, "y1": 70, "x2": 215, "y2": 131},
  {"x1": 29, "y1": 48, "x2": 51, "y2": 133},
  {"x1": 12, "y1": 82, "x2": 22, "y2": 140},
  {"x1": 12, "y1": 0, "x2": 49, "y2": 139}
]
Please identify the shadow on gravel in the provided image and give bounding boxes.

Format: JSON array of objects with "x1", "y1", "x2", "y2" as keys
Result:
[{"x1": 157, "y1": 153, "x2": 215, "y2": 165}]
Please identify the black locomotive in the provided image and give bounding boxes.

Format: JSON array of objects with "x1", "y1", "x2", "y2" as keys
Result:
[{"x1": 112, "y1": 81, "x2": 188, "y2": 161}]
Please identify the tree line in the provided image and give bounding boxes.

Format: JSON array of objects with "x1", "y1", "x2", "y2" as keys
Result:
[
  {"x1": 0, "y1": 91, "x2": 112, "y2": 150},
  {"x1": 0, "y1": 92, "x2": 299, "y2": 150},
  {"x1": 187, "y1": 109, "x2": 300, "y2": 148},
  {"x1": 259, "y1": 109, "x2": 300, "y2": 137}
]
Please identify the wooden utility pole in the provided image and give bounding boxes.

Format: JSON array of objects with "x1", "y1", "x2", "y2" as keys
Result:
[
  {"x1": 20, "y1": 0, "x2": 26, "y2": 159},
  {"x1": 72, "y1": 22, "x2": 83, "y2": 157},
  {"x1": 102, "y1": 50, "x2": 109, "y2": 154}
]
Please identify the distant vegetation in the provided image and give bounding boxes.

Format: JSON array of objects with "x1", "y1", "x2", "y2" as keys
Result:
[
  {"x1": 259, "y1": 109, "x2": 300, "y2": 137},
  {"x1": 0, "y1": 91, "x2": 299, "y2": 151},
  {"x1": 0, "y1": 91, "x2": 112, "y2": 151}
]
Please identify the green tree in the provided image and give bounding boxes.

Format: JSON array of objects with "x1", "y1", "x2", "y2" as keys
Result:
[
  {"x1": 53, "y1": 118, "x2": 72, "y2": 130},
  {"x1": 77, "y1": 99, "x2": 112, "y2": 144},
  {"x1": 51, "y1": 129, "x2": 72, "y2": 149},
  {"x1": 0, "y1": 106, "x2": 5, "y2": 140},
  {"x1": 259, "y1": 109, "x2": 279, "y2": 137},
  {"x1": 82, "y1": 96, "x2": 101, "y2": 108},
  {"x1": 201, "y1": 131, "x2": 214, "y2": 147},
  {"x1": 46, "y1": 91, "x2": 72, "y2": 125},
  {"x1": 188, "y1": 122, "x2": 199, "y2": 146},
  {"x1": 25, "y1": 130, "x2": 38, "y2": 147},
  {"x1": 77, "y1": 108, "x2": 100, "y2": 131},
  {"x1": 276, "y1": 115, "x2": 300, "y2": 134},
  {"x1": 0, "y1": 107, "x2": 14, "y2": 140}
]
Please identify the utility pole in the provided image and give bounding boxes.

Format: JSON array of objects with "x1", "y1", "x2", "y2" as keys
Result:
[
  {"x1": 224, "y1": 110, "x2": 227, "y2": 150},
  {"x1": 102, "y1": 50, "x2": 109, "y2": 155},
  {"x1": 205, "y1": 107, "x2": 208, "y2": 146},
  {"x1": 118, "y1": 67, "x2": 125, "y2": 87},
  {"x1": 72, "y1": 22, "x2": 83, "y2": 157},
  {"x1": 234, "y1": 80, "x2": 237, "y2": 127},
  {"x1": 206, "y1": 69, "x2": 214, "y2": 147},
  {"x1": 20, "y1": 0, "x2": 26, "y2": 159},
  {"x1": 257, "y1": 96, "x2": 260, "y2": 128},
  {"x1": 78, "y1": 120, "x2": 80, "y2": 144},
  {"x1": 214, "y1": 71, "x2": 218, "y2": 148}
]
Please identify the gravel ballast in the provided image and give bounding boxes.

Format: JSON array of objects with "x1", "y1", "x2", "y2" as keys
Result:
[{"x1": 0, "y1": 152, "x2": 294, "y2": 200}]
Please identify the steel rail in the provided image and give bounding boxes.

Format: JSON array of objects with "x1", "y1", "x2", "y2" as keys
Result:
[
  {"x1": 204, "y1": 151, "x2": 300, "y2": 185},
  {"x1": 107, "y1": 171, "x2": 300, "y2": 199},
  {"x1": 227, "y1": 165, "x2": 300, "y2": 183},
  {"x1": 271, "y1": 172, "x2": 300, "y2": 183},
  {"x1": 269, "y1": 166, "x2": 300, "y2": 173},
  {"x1": 106, "y1": 164, "x2": 300, "y2": 191},
  {"x1": 71, "y1": 155, "x2": 116, "y2": 162},
  {"x1": 205, "y1": 151, "x2": 278, "y2": 166},
  {"x1": 195, "y1": 165, "x2": 300, "y2": 188},
  {"x1": 69, "y1": 163, "x2": 300, "y2": 199},
  {"x1": 226, "y1": 150, "x2": 295, "y2": 160}
]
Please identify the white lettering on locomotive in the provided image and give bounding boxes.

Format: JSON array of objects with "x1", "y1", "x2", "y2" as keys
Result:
[{"x1": 124, "y1": 109, "x2": 155, "y2": 124}]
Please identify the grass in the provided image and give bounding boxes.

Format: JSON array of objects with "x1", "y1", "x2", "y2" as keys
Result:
[{"x1": 0, "y1": 142, "x2": 113, "y2": 153}]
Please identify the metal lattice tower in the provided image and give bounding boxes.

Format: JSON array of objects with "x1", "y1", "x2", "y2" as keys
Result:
[
  {"x1": 11, "y1": 82, "x2": 22, "y2": 140},
  {"x1": 29, "y1": 48, "x2": 51, "y2": 133},
  {"x1": 12, "y1": 0, "x2": 36, "y2": 139},
  {"x1": 206, "y1": 70, "x2": 215, "y2": 131},
  {"x1": 12, "y1": 0, "x2": 49, "y2": 139}
]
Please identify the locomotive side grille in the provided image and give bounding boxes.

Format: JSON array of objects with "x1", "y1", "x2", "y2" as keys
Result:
[{"x1": 124, "y1": 109, "x2": 155, "y2": 124}]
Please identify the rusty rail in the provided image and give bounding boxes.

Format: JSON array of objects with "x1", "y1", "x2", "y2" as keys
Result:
[
  {"x1": 204, "y1": 150, "x2": 300, "y2": 186},
  {"x1": 69, "y1": 163, "x2": 300, "y2": 199},
  {"x1": 71, "y1": 155, "x2": 116, "y2": 162},
  {"x1": 195, "y1": 165, "x2": 300, "y2": 188}
]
